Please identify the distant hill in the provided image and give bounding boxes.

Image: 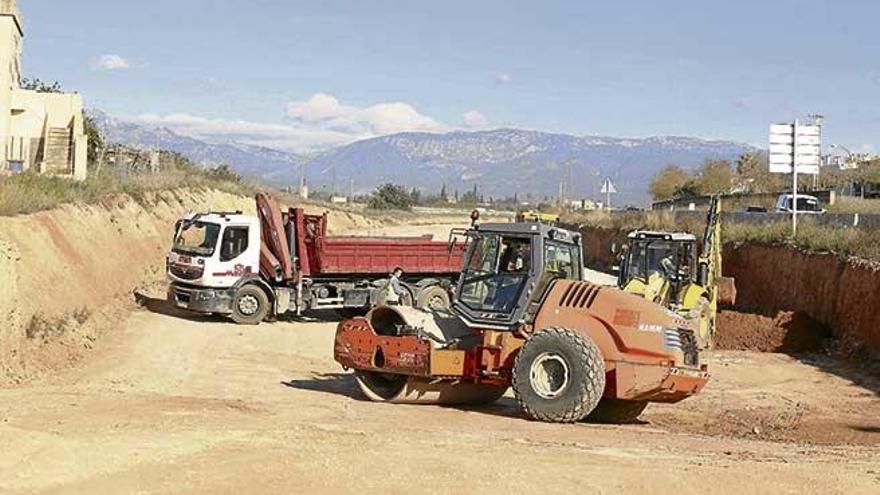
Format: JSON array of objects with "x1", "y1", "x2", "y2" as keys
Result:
[
  {"x1": 88, "y1": 110, "x2": 305, "y2": 184},
  {"x1": 91, "y1": 111, "x2": 753, "y2": 204},
  {"x1": 305, "y1": 129, "x2": 753, "y2": 205}
]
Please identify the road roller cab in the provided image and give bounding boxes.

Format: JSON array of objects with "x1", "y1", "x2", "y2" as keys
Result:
[{"x1": 334, "y1": 221, "x2": 709, "y2": 423}]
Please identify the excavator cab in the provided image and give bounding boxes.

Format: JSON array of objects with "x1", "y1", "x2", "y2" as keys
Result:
[
  {"x1": 616, "y1": 197, "x2": 734, "y2": 349},
  {"x1": 454, "y1": 222, "x2": 582, "y2": 329},
  {"x1": 617, "y1": 231, "x2": 698, "y2": 307}
]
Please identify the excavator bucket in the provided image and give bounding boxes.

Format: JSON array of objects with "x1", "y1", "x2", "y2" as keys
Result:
[{"x1": 717, "y1": 276, "x2": 737, "y2": 307}]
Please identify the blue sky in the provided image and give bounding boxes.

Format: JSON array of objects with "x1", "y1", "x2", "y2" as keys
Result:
[{"x1": 19, "y1": 0, "x2": 880, "y2": 153}]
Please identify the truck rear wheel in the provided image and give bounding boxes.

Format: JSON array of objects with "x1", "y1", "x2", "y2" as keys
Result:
[
  {"x1": 512, "y1": 328, "x2": 605, "y2": 423},
  {"x1": 231, "y1": 285, "x2": 269, "y2": 325},
  {"x1": 586, "y1": 398, "x2": 648, "y2": 424},
  {"x1": 417, "y1": 285, "x2": 451, "y2": 311}
]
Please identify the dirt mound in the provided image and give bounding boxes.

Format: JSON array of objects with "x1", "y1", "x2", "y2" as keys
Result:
[
  {"x1": 716, "y1": 310, "x2": 831, "y2": 353},
  {"x1": 0, "y1": 189, "x2": 381, "y2": 384}
]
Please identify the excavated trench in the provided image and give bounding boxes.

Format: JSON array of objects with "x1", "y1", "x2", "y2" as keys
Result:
[{"x1": 574, "y1": 225, "x2": 880, "y2": 359}]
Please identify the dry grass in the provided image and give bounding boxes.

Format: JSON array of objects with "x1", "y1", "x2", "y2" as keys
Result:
[
  {"x1": 0, "y1": 166, "x2": 254, "y2": 216},
  {"x1": 564, "y1": 209, "x2": 708, "y2": 237},
  {"x1": 827, "y1": 196, "x2": 880, "y2": 214},
  {"x1": 724, "y1": 219, "x2": 880, "y2": 261},
  {"x1": 564, "y1": 210, "x2": 880, "y2": 262}
]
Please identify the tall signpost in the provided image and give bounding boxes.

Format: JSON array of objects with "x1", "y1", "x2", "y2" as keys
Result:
[
  {"x1": 769, "y1": 120, "x2": 821, "y2": 235},
  {"x1": 600, "y1": 177, "x2": 617, "y2": 211}
]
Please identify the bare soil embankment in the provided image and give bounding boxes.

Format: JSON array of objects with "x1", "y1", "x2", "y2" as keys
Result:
[
  {"x1": 0, "y1": 189, "x2": 379, "y2": 382},
  {"x1": 572, "y1": 224, "x2": 880, "y2": 359},
  {"x1": 724, "y1": 243, "x2": 880, "y2": 357}
]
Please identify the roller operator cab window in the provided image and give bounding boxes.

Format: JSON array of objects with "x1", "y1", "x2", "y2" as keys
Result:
[
  {"x1": 459, "y1": 234, "x2": 531, "y2": 314},
  {"x1": 544, "y1": 241, "x2": 581, "y2": 280},
  {"x1": 173, "y1": 221, "x2": 221, "y2": 257},
  {"x1": 220, "y1": 226, "x2": 249, "y2": 261}
]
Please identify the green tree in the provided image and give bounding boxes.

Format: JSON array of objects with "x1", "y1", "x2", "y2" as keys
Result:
[
  {"x1": 649, "y1": 164, "x2": 690, "y2": 200},
  {"x1": 673, "y1": 181, "x2": 700, "y2": 199},
  {"x1": 21, "y1": 77, "x2": 63, "y2": 93},
  {"x1": 368, "y1": 183, "x2": 415, "y2": 210},
  {"x1": 735, "y1": 152, "x2": 779, "y2": 193},
  {"x1": 83, "y1": 115, "x2": 104, "y2": 165},
  {"x1": 694, "y1": 159, "x2": 733, "y2": 195}
]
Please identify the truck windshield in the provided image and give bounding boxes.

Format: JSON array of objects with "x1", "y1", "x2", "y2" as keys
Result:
[
  {"x1": 173, "y1": 221, "x2": 221, "y2": 257},
  {"x1": 458, "y1": 233, "x2": 530, "y2": 314}
]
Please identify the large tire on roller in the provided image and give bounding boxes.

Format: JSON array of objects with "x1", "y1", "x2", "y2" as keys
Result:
[
  {"x1": 354, "y1": 371, "x2": 507, "y2": 405},
  {"x1": 586, "y1": 398, "x2": 648, "y2": 424},
  {"x1": 512, "y1": 327, "x2": 605, "y2": 423}
]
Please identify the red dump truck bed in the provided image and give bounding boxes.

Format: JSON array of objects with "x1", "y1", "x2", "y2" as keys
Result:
[
  {"x1": 314, "y1": 236, "x2": 464, "y2": 275},
  {"x1": 256, "y1": 193, "x2": 465, "y2": 281}
]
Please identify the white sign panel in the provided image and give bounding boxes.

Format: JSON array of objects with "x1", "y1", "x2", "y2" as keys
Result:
[
  {"x1": 600, "y1": 178, "x2": 617, "y2": 194},
  {"x1": 768, "y1": 123, "x2": 821, "y2": 175},
  {"x1": 770, "y1": 124, "x2": 794, "y2": 134},
  {"x1": 796, "y1": 126, "x2": 821, "y2": 137}
]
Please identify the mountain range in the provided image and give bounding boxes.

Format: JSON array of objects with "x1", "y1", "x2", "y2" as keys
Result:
[
  {"x1": 91, "y1": 110, "x2": 753, "y2": 205},
  {"x1": 89, "y1": 110, "x2": 306, "y2": 184}
]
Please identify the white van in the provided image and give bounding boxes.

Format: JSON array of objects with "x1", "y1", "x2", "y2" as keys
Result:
[{"x1": 775, "y1": 194, "x2": 825, "y2": 214}]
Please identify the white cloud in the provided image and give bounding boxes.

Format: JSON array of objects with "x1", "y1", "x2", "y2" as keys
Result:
[
  {"x1": 94, "y1": 54, "x2": 131, "y2": 71},
  {"x1": 134, "y1": 112, "x2": 354, "y2": 153},
  {"x1": 286, "y1": 93, "x2": 447, "y2": 137},
  {"x1": 494, "y1": 73, "x2": 512, "y2": 86},
  {"x1": 131, "y1": 92, "x2": 491, "y2": 153},
  {"x1": 462, "y1": 110, "x2": 489, "y2": 129}
]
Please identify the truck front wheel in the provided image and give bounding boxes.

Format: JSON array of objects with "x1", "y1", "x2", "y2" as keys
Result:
[
  {"x1": 231, "y1": 285, "x2": 270, "y2": 325},
  {"x1": 512, "y1": 328, "x2": 606, "y2": 423}
]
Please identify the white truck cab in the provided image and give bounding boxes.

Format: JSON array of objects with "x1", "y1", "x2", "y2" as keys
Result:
[
  {"x1": 775, "y1": 194, "x2": 825, "y2": 214},
  {"x1": 167, "y1": 211, "x2": 262, "y2": 313}
]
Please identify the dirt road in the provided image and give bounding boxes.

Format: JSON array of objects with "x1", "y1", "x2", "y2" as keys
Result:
[
  {"x1": 0, "y1": 303, "x2": 876, "y2": 494},
  {"x1": 0, "y1": 219, "x2": 878, "y2": 494}
]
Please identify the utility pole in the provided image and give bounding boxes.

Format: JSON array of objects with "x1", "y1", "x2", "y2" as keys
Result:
[
  {"x1": 298, "y1": 162, "x2": 307, "y2": 198},
  {"x1": 348, "y1": 177, "x2": 354, "y2": 201},
  {"x1": 792, "y1": 119, "x2": 800, "y2": 235}
]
